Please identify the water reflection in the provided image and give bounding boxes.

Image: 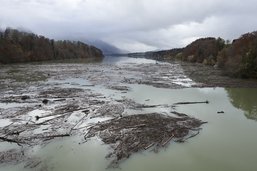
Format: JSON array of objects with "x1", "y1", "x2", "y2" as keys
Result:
[
  {"x1": 102, "y1": 55, "x2": 156, "y2": 64},
  {"x1": 226, "y1": 88, "x2": 257, "y2": 121}
]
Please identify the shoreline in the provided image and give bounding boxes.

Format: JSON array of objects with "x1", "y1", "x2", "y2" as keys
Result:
[{"x1": 160, "y1": 59, "x2": 257, "y2": 88}]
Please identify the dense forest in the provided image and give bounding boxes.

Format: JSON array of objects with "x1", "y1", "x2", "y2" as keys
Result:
[
  {"x1": 130, "y1": 31, "x2": 257, "y2": 79},
  {"x1": 0, "y1": 28, "x2": 103, "y2": 64},
  {"x1": 217, "y1": 32, "x2": 257, "y2": 78}
]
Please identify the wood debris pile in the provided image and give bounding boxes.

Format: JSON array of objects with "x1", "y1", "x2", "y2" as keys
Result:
[{"x1": 85, "y1": 113, "x2": 206, "y2": 167}]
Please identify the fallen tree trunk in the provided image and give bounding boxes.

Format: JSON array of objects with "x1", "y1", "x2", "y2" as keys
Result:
[
  {"x1": 0, "y1": 136, "x2": 25, "y2": 146},
  {"x1": 173, "y1": 100, "x2": 209, "y2": 105}
]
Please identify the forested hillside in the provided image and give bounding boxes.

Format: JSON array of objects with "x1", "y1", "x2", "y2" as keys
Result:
[
  {"x1": 217, "y1": 32, "x2": 257, "y2": 78},
  {"x1": 0, "y1": 28, "x2": 103, "y2": 64},
  {"x1": 130, "y1": 31, "x2": 257, "y2": 79}
]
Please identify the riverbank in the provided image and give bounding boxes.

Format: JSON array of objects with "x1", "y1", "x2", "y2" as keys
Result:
[
  {"x1": 129, "y1": 31, "x2": 257, "y2": 80},
  {"x1": 178, "y1": 60, "x2": 257, "y2": 88}
]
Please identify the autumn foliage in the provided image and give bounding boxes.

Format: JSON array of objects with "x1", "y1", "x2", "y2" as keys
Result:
[
  {"x1": 0, "y1": 28, "x2": 103, "y2": 64},
  {"x1": 217, "y1": 32, "x2": 257, "y2": 78},
  {"x1": 139, "y1": 31, "x2": 257, "y2": 79},
  {"x1": 181, "y1": 37, "x2": 225, "y2": 64}
]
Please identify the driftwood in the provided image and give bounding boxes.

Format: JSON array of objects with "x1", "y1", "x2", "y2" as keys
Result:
[
  {"x1": 173, "y1": 101, "x2": 209, "y2": 105},
  {"x1": 116, "y1": 98, "x2": 161, "y2": 109},
  {"x1": 69, "y1": 110, "x2": 90, "y2": 134},
  {"x1": 161, "y1": 134, "x2": 174, "y2": 147},
  {"x1": 0, "y1": 133, "x2": 70, "y2": 146},
  {"x1": 53, "y1": 99, "x2": 66, "y2": 102},
  {"x1": 39, "y1": 88, "x2": 83, "y2": 98},
  {"x1": 170, "y1": 111, "x2": 189, "y2": 117},
  {"x1": 39, "y1": 133, "x2": 70, "y2": 140},
  {"x1": 34, "y1": 105, "x2": 83, "y2": 125},
  {"x1": 0, "y1": 136, "x2": 25, "y2": 146},
  {"x1": 144, "y1": 143, "x2": 155, "y2": 150},
  {"x1": 85, "y1": 113, "x2": 206, "y2": 168},
  {"x1": 0, "y1": 149, "x2": 25, "y2": 165},
  {"x1": 35, "y1": 114, "x2": 69, "y2": 125},
  {"x1": 24, "y1": 160, "x2": 42, "y2": 169}
]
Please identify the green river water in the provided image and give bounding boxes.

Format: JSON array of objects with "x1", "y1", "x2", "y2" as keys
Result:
[{"x1": 0, "y1": 57, "x2": 257, "y2": 171}]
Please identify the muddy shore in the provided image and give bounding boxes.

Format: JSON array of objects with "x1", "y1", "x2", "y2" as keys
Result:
[{"x1": 178, "y1": 60, "x2": 257, "y2": 88}]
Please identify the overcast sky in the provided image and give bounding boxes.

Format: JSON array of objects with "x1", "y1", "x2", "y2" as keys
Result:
[{"x1": 1, "y1": 0, "x2": 257, "y2": 52}]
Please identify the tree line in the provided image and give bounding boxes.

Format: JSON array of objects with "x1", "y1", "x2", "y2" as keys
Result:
[
  {"x1": 136, "y1": 31, "x2": 257, "y2": 79},
  {"x1": 0, "y1": 28, "x2": 103, "y2": 64}
]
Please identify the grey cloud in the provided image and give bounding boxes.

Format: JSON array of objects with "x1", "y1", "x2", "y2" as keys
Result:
[{"x1": 1, "y1": 0, "x2": 257, "y2": 52}]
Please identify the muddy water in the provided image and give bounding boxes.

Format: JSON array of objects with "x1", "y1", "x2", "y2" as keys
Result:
[
  {"x1": 0, "y1": 56, "x2": 257, "y2": 171},
  {"x1": 119, "y1": 86, "x2": 257, "y2": 171}
]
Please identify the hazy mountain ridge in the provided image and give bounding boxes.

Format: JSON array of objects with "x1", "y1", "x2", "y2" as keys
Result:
[{"x1": 86, "y1": 40, "x2": 128, "y2": 55}]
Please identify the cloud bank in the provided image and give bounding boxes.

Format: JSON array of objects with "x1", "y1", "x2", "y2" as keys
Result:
[{"x1": 1, "y1": 0, "x2": 257, "y2": 52}]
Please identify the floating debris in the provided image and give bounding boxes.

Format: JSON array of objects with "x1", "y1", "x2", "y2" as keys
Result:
[
  {"x1": 85, "y1": 113, "x2": 206, "y2": 168},
  {"x1": 0, "y1": 149, "x2": 25, "y2": 165},
  {"x1": 173, "y1": 101, "x2": 209, "y2": 105},
  {"x1": 109, "y1": 85, "x2": 130, "y2": 91},
  {"x1": 21, "y1": 95, "x2": 30, "y2": 101},
  {"x1": 42, "y1": 99, "x2": 49, "y2": 105},
  {"x1": 93, "y1": 103, "x2": 125, "y2": 118}
]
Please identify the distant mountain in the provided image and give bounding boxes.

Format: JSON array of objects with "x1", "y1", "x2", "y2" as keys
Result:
[
  {"x1": 0, "y1": 28, "x2": 103, "y2": 64},
  {"x1": 87, "y1": 40, "x2": 128, "y2": 55}
]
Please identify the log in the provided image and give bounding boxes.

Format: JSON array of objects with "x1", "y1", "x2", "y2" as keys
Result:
[
  {"x1": 124, "y1": 124, "x2": 146, "y2": 129},
  {"x1": 170, "y1": 111, "x2": 188, "y2": 117},
  {"x1": 69, "y1": 112, "x2": 90, "y2": 134},
  {"x1": 53, "y1": 99, "x2": 66, "y2": 102},
  {"x1": 140, "y1": 104, "x2": 161, "y2": 108},
  {"x1": 144, "y1": 143, "x2": 155, "y2": 150},
  {"x1": 184, "y1": 131, "x2": 200, "y2": 141},
  {"x1": 162, "y1": 134, "x2": 174, "y2": 147},
  {"x1": 0, "y1": 136, "x2": 25, "y2": 146},
  {"x1": 42, "y1": 133, "x2": 70, "y2": 139},
  {"x1": 174, "y1": 100, "x2": 209, "y2": 105},
  {"x1": 35, "y1": 113, "x2": 72, "y2": 125}
]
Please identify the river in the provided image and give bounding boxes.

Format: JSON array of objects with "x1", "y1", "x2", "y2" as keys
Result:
[{"x1": 0, "y1": 56, "x2": 257, "y2": 171}]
